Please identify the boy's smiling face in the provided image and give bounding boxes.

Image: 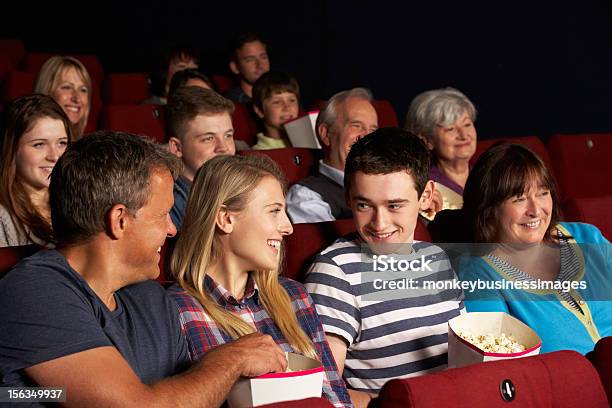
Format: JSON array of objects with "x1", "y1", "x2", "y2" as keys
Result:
[
  {"x1": 256, "y1": 91, "x2": 299, "y2": 130},
  {"x1": 349, "y1": 170, "x2": 434, "y2": 251}
]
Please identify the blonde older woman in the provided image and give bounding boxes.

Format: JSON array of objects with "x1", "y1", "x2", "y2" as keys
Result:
[
  {"x1": 34, "y1": 56, "x2": 91, "y2": 140},
  {"x1": 405, "y1": 87, "x2": 477, "y2": 217}
]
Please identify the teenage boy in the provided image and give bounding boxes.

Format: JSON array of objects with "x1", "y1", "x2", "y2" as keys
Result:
[
  {"x1": 167, "y1": 86, "x2": 236, "y2": 229},
  {"x1": 251, "y1": 71, "x2": 300, "y2": 150},
  {"x1": 305, "y1": 128, "x2": 464, "y2": 407}
]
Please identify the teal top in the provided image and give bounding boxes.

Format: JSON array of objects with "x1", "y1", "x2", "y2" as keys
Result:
[{"x1": 457, "y1": 222, "x2": 612, "y2": 354}]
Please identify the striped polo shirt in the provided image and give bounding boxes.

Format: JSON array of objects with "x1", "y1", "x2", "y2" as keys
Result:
[{"x1": 304, "y1": 234, "x2": 464, "y2": 392}]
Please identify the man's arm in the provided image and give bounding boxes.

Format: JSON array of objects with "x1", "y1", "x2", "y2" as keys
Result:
[
  {"x1": 326, "y1": 334, "x2": 374, "y2": 408},
  {"x1": 25, "y1": 333, "x2": 287, "y2": 408}
]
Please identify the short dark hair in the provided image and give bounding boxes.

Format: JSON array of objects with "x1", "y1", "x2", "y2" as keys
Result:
[
  {"x1": 49, "y1": 131, "x2": 180, "y2": 246},
  {"x1": 251, "y1": 71, "x2": 300, "y2": 111},
  {"x1": 230, "y1": 32, "x2": 266, "y2": 61},
  {"x1": 166, "y1": 87, "x2": 234, "y2": 139},
  {"x1": 344, "y1": 128, "x2": 431, "y2": 197},
  {"x1": 167, "y1": 68, "x2": 215, "y2": 100},
  {"x1": 462, "y1": 143, "x2": 560, "y2": 243}
]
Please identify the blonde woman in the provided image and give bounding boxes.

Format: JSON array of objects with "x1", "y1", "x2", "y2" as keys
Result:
[
  {"x1": 34, "y1": 56, "x2": 91, "y2": 140},
  {"x1": 168, "y1": 155, "x2": 352, "y2": 408}
]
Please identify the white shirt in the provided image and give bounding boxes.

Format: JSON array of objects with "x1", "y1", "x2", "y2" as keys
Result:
[{"x1": 286, "y1": 161, "x2": 345, "y2": 224}]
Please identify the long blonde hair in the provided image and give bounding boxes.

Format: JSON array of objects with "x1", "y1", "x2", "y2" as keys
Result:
[
  {"x1": 34, "y1": 56, "x2": 91, "y2": 140},
  {"x1": 172, "y1": 155, "x2": 317, "y2": 359}
]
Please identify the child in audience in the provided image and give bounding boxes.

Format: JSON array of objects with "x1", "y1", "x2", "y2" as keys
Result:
[
  {"x1": 305, "y1": 128, "x2": 464, "y2": 407},
  {"x1": 166, "y1": 87, "x2": 236, "y2": 230},
  {"x1": 34, "y1": 56, "x2": 91, "y2": 140},
  {"x1": 168, "y1": 155, "x2": 352, "y2": 408},
  {"x1": 251, "y1": 71, "x2": 300, "y2": 150},
  {"x1": 0, "y1": 94, "x2": 71, "y2": 247}
]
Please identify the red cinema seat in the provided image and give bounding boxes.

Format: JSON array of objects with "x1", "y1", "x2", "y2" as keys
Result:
[
  {"x1": 0, "y1": 245, "x2": 40, "y2": 276},
  {"x1": 547, "y1": 133, "x2": 612, "y2": 200},
  {"x1": 211, "y1": 74, "x2": 235, "y2": 94},
  {"x1": 284, "y1": 219, "x2": 430, "y2": 282},
  {"x1": 1, "y1": 70, "x2": 35, "y2": 102},
  {"x1": 238, "y1": 148, "x2": 321, "y2": 186},
  {"x1": 588, "y1": 337, "x2": 612, "y2": 405},
  {"x1": 22, "y1": 52, "x2": 53, "y2": 73},
  {"x1": 102, "y1": 104, "x2": 166, "y2": 143},
  {"x1": 377, "y1": 350, "x2": 609, "y2": 408},
  {"x1": 372, "y1": 99, "x2": 399, "y2": 128},
  {"x1": 104, "y1": 73, "x2": 151, "y2": 105},
  {"x1": 232, "y1": 101, "x2": 258, "y2": 146},
  {"x1": 470, "y1": 136, "x2": 552, "y2": 172},
  {"x1": 83, "y1": 84, "x2": 103, "y2": 134},
  {"x1": 310, "y1": 99, "x2": 326, "y2": 111},
  {"x1": 0, "y1": 39, "x2": 26, "y2": 67},
  {"x1": 0, "y1": 55, "x2": 13, "y2": 82},
  {"x1": 562, "y1": 195, "x2": 612, "y2": 240},
  {"x1": 259, "y1": 397, "x2": 333, "y2": 408},
  {"x1": 283, "y1": 219, "x2": 356, "y2": 282}
]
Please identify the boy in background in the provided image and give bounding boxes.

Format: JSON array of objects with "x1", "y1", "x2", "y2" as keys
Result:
[{"x1": 251, "y1": 71, "x2": 300, "y2": 150}]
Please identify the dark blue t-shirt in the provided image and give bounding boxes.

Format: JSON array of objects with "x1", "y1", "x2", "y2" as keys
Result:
[
  {"x1": 0, "y1": 250, "x2": 190, "y2": 393},
  {"x1": 170, "y1": 176, "x2": 192, "y2": 231}
]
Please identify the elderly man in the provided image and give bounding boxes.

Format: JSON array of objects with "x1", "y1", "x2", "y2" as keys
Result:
[
  {"x1": 286, "y1": 88, "x2": 378, "y2": 224},
  {"x1": 0, "y1": 132, "x2": 286, "y2": 407}
]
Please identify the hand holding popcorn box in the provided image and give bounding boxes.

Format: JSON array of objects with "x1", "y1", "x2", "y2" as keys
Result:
[
  {"x1": 448, "y1": 312, "x2": 542, "y2": 368},
  {"x1": 227, "y1": 352, "x2": 325, "y2": 408}
]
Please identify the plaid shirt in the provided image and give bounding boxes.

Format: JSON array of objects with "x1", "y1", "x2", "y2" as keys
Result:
[{"x1": 168, "y1": 275, "x2": 352, "y2": 408}]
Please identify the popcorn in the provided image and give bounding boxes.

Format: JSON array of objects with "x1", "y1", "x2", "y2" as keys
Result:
[{"x1": 457, "y1": 331, "x2": 526, "y2": 354}]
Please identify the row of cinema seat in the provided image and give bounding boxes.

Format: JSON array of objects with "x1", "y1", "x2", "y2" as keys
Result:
[
  {"x1": 0, "y1": 243, "x2": 610, "y2": 407},
  {"x1": 0, "y1": 64, "x2": 400, "y2": 147}
]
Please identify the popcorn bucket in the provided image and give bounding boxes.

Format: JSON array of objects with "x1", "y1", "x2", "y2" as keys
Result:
[
  {"x1": 227, "y1": 352, "x2": 325, "y2": 407},
  {"x1": 448, "y1": 312, "x2": 542, "y2": 368}
]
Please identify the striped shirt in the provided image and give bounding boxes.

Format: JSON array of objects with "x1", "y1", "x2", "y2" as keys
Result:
[
  {"x1": 168, "y1": 275, "x2": 352, "y2": 408},
  {"x1": 304, "y1": 234, "x2": 464, "y2": 392}
]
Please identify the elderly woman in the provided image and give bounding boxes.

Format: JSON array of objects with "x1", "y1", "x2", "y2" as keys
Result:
[
  {"x1": 34, "y1": 56, "x2": 91, "y2": 140},
  {"x1": 457, "y1": 143, "x2": 612, "y2": 354},
  {"x1": 405, "y1": 87, "x2": 477, "y2": 216}
]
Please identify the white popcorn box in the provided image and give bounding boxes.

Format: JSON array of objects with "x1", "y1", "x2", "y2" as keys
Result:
[
  {"x1": 448, "y1": 312, "x2": 542, "y2": 368},
  {"x1": 284, "y1": 111, "x2": 321, "y2": 149},
  {"x1": 227, "y1": 352, "x2": 325, "y2": 408}
]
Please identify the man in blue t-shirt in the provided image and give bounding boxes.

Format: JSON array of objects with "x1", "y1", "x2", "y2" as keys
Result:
[{"x1": 0, "y1": 132, "x2": 287, "y2": 407}]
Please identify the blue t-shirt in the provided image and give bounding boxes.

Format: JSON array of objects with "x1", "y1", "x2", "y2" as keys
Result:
[
  {"x1": 170, "y1": 176, "x2": 191, "y2": 231},
  {"x1": 0, "y1": 250, "x2": 190, "y2": 396}
]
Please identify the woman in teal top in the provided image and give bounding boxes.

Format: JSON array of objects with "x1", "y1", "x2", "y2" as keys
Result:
[{"x1": 457, "y1": 143, "x2": 612, "y2": 354}]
